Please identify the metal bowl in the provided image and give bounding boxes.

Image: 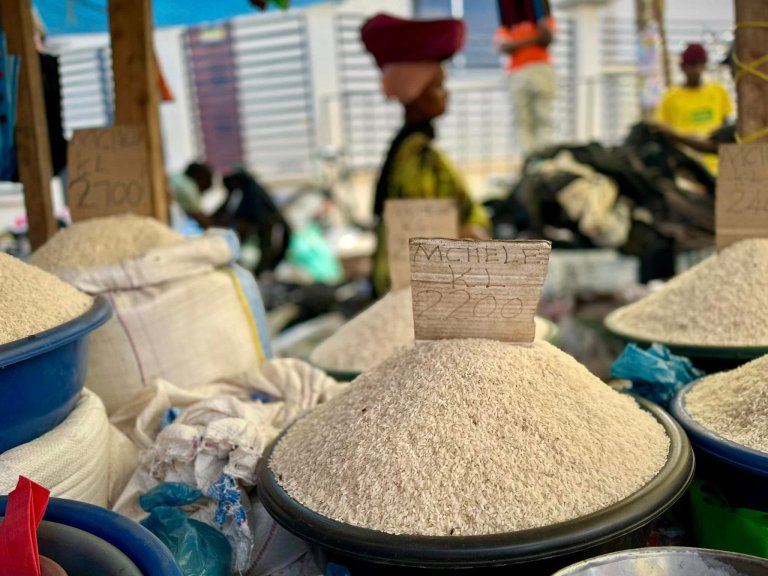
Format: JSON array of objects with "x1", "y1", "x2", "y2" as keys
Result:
[
  {"x1": 553, "y1": 546, "x2": 768, "y2": 575},
  {"x1": 37, "y1": 520, "x2": 141, "y2": 576},
  {"x1": 0, "y1": 517, "x2": 141, "y2": 576}
]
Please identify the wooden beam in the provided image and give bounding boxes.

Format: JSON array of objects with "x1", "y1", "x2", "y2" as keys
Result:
[
  {"x1": 651, "y1": 0, "x2": 671, "y2": 89},
  {"x1": 734, "y1": 0, "x2": 768, "y2": 144},
  {"x1": 108, "y1": 0, "x2": 168, "y2": 222},
  {"x1": 0, "y1": 0, "x2": 56, "y2": 249}
]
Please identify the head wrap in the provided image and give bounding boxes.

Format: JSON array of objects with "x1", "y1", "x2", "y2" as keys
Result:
[
  {"x1": 681, "y1": 43, "x2": 708, "y2": 66},
  {"x1": 361, "y1": 14, "x2": 465, "y2": 104}
]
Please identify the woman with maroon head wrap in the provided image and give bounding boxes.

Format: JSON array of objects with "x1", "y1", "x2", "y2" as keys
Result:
[{"x1": 361, "y1": 14, "x2": 490, "y2": 295}]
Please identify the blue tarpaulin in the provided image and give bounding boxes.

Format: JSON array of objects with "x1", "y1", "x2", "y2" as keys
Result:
[
  {"x1": 0, "y1": 33, "x2": 19, "y2": 180},
  {"x1": 35, "y1": 0, "x2": 331, "y2": 36}
]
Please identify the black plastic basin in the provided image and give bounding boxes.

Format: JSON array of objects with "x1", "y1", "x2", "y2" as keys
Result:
[{"x1": 258, "y1": 397, "x2": 694, "y2": 575}]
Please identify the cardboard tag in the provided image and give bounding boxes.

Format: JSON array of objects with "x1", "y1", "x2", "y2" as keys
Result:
[
  {"x1": 384, "y1": 199, "x2": 458, "y2": 291},
  {"x1": 716, "y1": 143, "x2": 768, "y2": 250},
  {"x1": 67, "y1": 126, "x2": 153, "y2": 222},
  {"x1": 409, "y1": 238, "x2": 551, "y2": 343}
]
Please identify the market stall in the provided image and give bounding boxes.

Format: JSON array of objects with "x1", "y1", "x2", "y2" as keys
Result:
[{"x1": 0, "y1": 0, "x2": 767, "y2": 575}]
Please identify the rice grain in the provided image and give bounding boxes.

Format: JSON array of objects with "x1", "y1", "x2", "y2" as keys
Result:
[
  {"x1": 0, "y1": 253, "x2": 93, "y2": 345},
  {"x1": 29, "y1": 215, "x2": 182, "y2": 273},
  {"x1": 685, "y1": 354, "x2": 768, "y2": 453},
  {"x1": 272, "y1": 340, "x2": 669, "y2": 536},
  {"x1": 609, "y1": 239, "x2": 768, "y2": 346},
  {"x1": 311, "y1": 289, "x2": 550, "y2": 372}
]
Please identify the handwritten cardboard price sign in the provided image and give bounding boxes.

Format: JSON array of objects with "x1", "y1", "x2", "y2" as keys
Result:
[
  {"x1": 409, "y1": 238, "x2": 551, "y2": 343},
  {"x1": 67, "y1": 126, "x2": 152, "y2": 222},
  {"x1": 716, "y1": 143, "x2": 768, "y2": 250},
  {"x1": 384, "y1": 199, "x2": 458, "y2": 291}
]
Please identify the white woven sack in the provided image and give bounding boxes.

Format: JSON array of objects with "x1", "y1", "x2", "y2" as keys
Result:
[
  {"x1": 61, "y1": 230, "x2": 272, "y2": 415},
  {"x1": 109, "y1": 359, "x2": 344, "y2": 451},
  {"x1": 0, "y1": 390, "x2": 110, "y2": 506},
  {"x1": 108, "y1": 424, "x2": 138, "y2": 508}
]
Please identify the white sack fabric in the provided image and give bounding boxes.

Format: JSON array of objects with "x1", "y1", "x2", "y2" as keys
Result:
[
  {"x1": 113, "y1": 358, "x2": 342, "y2": 575},
  {"x1": 110, "y1": 358, "x2": 343, "y2": 451},
  {"x1": 108, "y1": 424, "x2": 139, "y2": 507},
  {"x1": 58, "y1": 230, "x2": 272, "y2": 414},
  {"x1": 0, "y1": 390, "x2": 109, "y2": 506}
]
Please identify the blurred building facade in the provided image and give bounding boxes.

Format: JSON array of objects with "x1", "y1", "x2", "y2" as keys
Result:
[{"x1": 43, "y1": 0, "x2": 734, "y2": 220}]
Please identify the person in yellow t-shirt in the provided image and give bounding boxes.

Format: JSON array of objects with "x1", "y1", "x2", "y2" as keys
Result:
[{"x1": 656, "y1": 43, "x2": 734, "y2": 175}]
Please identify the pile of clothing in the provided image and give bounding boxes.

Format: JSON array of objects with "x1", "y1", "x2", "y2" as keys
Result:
[{"x1": 489, "y1": 122, "x2": 715, "y2": 281}]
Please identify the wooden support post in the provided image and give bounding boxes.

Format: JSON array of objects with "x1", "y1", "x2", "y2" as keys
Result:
[
  {"x1": 734, "y1": 0, "x2": 768, "y2": 144},
  {"x1": 108, "y1": 0, "x2": 167, "y2": 221},
  {"x1": 635, "y1": 0, "x2": 669, "y2": 119},
  {"x1": 652, "y1": 0, "x2": 671, "y2": 89},
  {"x1": 0, "y1": 0, "x2": 56, "y2": 249}
]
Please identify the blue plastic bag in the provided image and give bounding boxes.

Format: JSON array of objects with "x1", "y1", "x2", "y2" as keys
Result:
[
  {"x1": 249, "y1": 391, "x2": 273, "y2": 403},
  {"x1": 140, "y1": 483, "x2": 232, "y2": 576},
  {"x1": 326, "y1": 563, "x2": 352, "y2": 576},
  {"x1": 611, "y1": 343, "x2": 705, "y2": 409},
  {"x1": 160, "y1": 407, "x2": 182, "y2": 430}
]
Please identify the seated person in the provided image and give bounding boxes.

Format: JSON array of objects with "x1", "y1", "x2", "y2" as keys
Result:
[
  {"x1": 655, "y1": 47, "x2": 736, "y2": 155},
  {"x1": 168, "y1": 162, "x2": 214, "y2": 228},
  {"x1": 220, "y1": 169, "x2": 291, "y2": 274},
  {"x1": 655, "y1": 43, "x2": 734, "y2": 175}
]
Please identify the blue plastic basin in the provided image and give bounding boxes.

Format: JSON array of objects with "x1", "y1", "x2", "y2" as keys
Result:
[
  {"x1": 672, "y1": 382, "x2": 768, "y2": 478},
  {"x1": 0, "y1": 517, "x2": 142, "y2": 576},
  {"x1": 0, "y1": 496, "x2": 183, "y2": 576},
  {"x1": 671, "y1": 382, "x2": 768, "y2": 512},
  {"x1": 0, "y1": 296, "x2": 111, "y2": 453}
]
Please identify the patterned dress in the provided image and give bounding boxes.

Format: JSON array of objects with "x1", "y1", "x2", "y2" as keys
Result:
[{"x1": 372, "y1": 121, "x2": 490, "y2": 295}]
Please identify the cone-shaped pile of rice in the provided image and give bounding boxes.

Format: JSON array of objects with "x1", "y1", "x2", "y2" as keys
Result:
[
  {"x1": 272, "y1": 340, "x2": 669, "y2": 536},
  {"x1": 608, "y1": 239, "x2": 768, "y2": 347},
  {"x1": 311, "y1": 289, "x2": 551, "y2": 372},
  {"x1": 29, "y1": 214, "x2": 181, "y2": 273},
  {"x1": 685, "y1": 354, "x2": 768, "y2": 453},
  {"x1": 0, "y1": 253, "x2": 92, "y2": 345}
]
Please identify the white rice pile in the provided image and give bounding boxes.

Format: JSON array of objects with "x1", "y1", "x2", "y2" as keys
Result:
[
  {"x1": 310, "y1": 289, "x2": 551, "y2": 372},
  {"x1": 0, "y1": 253, "x2": 93, "y2": 345},
  {"x1": 29, "y1": 215, "x2": 182, "y2": 273},
  {"x1": 685, "y1": 354, "x2": 768, "y2": 453},
  {"x1": 609, "y1": 239, "x2": 768, "y2": 346},
  {"x1": 272, "y1": 340, "x2": 669, "y2": 536},
  {"x1": 310, "y1": 289, "x2": 414, "y2": 372}
]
